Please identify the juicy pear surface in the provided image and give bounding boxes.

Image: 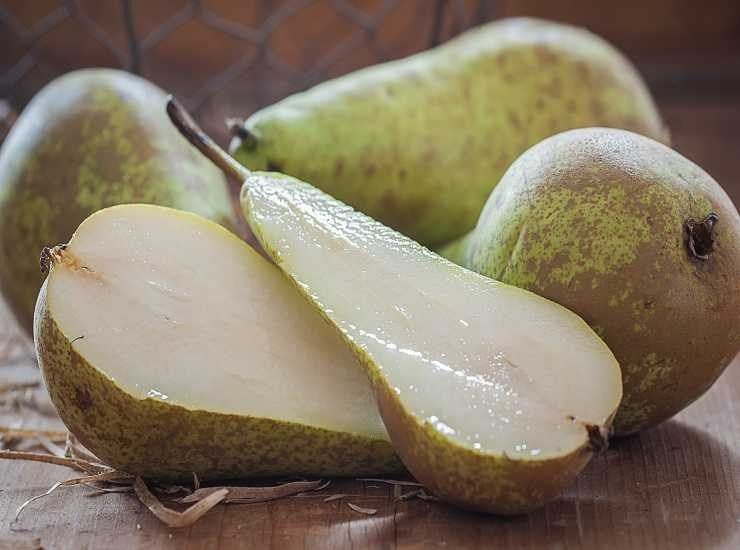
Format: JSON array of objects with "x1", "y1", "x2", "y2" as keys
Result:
[
  {"x1": 0, "y1": 69, "x2": 237, "y2": 334},
  {"x1": 240, "y1": 172, "x2": 622, "y2": 513},
  {"x1": 35, "y1": 204, "x2": 401, "y2": 480},
  {"x1": 233, "y1": 17, "x2": 666, "y2": 246},
  {"x1": 440, "y1": 128, "x2": 740, "y2": 435}
]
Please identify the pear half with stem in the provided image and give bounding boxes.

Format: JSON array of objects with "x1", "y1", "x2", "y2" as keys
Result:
[
  {"x1": 169, "y1": 99, "x2": 622, "y2": 514},
  {"x1": 34, "y1": 204, "x2": 402, "y2": 481}
]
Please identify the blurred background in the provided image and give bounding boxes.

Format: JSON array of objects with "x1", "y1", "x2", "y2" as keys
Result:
[{"x1": 1, "y1": 0, "x2": 739, "y2": 208}]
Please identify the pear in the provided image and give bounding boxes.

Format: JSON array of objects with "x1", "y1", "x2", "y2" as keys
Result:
[
  {"x1": 0, "y1": 69, "x2": 237, "y2": 335},
  {"x1": 439, "y1": 128, "x2": 740, "y2": 435},
  {"x1": 230, "y1": 17, "x2": 667, "y2": 247},
  {"x1": 34, "y1": 204, "x2": 402, "y2": 480},
  {"x1": 170, "y1": 98, "x2": 622, "y2": 514}
]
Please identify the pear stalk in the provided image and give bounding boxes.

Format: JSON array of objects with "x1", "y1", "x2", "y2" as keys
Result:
[{"x1": 166, "y1": 98, "x2": 250, "y2": 184}]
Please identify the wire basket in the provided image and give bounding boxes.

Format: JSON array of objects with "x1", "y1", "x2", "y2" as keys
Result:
[{"x1": 1, "y1": 0, "x2": 495, "y2": 143}]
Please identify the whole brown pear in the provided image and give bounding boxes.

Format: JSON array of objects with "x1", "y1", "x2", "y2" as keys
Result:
[{"x1": 441, "y1": 128, "x2": 740, "y2": 435}]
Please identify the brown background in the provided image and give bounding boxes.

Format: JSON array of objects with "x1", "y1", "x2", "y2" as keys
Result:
[{"x1": 1, "y1": 1, "x2": 740, "y2": 548}]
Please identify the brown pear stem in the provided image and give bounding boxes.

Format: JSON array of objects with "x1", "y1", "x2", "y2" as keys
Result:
[
  {"x1": 685, "y1": 212, "x2": 719, "y2": 261},
  {"x1": 586, "y1": 424, "x2": 609, "y2": 454},
  {"x1": 226, "y1": 117, "x2": 258, "y2": 150},
  {"x1": 166, "y1": 97, "x2": 251, "y2": 184},
  {"x1": 39, "y1": 244, "x2": 67, "y2": 275}
]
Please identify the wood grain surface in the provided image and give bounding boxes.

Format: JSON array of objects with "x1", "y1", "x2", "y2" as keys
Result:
[{"x1": 0, "y1": 97, "x2": 739, "y2": 549}]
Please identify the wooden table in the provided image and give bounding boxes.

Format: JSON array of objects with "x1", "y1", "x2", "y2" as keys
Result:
[{"x1": 1, "y1": 95, "x2": 739, "y2": 549}]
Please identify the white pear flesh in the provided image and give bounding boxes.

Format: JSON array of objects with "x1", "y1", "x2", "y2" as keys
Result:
[
  {"x1": 241, "y1": 173, "x2": 622, "y2": 513},
  {"x1": 34, "y1": 204, "x2": 401, "y2": 479}
]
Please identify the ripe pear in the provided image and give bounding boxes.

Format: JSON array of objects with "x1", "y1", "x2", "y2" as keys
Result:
[
  {"x1": 440, "y1": 128, "x2": 740, "y2": 435},
  {"x1": 34, "y1": 204, "x2": 402, "y2": 480},
  {"x1": 230, "y1": 17, "x2": 667, "y2": 247},
  {"x1": 170, "y1": 98, "x2": 622, "y2": 514},
  {"x1": 0, "y1": 69, "x2": 237, "y2": 335}
]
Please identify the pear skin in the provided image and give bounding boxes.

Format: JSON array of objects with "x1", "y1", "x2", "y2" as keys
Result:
[
  {"x1": 231, "y1": 17, "x2": 667, "y2": 246},
  {"x1": 440, "y1": 128, "x2": 740, "y2": 435}
]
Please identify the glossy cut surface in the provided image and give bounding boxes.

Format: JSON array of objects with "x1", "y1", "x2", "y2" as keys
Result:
[
  {"x1": 35, "y1": 205, "x2": 404, "y2": 480},
  {"x1": 242, "y1": 172, "x2": 622, "y2": 460},
  {"x1": 46, "y1": 205, "x2": 386, "y2": 436}
]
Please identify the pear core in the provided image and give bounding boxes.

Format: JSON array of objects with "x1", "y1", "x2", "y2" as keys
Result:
[{"x1": 42, "y1": 204, "x2": 387, "y2": 440}]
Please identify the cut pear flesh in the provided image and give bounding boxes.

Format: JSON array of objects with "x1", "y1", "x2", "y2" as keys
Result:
[
  {"x1": 34, "y1": 204, "x2": 401, "y2": 480},
  {"x1": 243, "y1": 175, "x2": 622, "y2": 512},
  {"x1": 168, "y1": 99, "x2": 622, "y2": 513},
  {"x1": 246, "y1": 174, "x2": 621, "y2": 444}
]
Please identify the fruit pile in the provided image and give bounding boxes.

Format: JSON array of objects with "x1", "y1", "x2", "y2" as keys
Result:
[{"x1": 1, "y1": 18, "x2": 738, "y2": 515}]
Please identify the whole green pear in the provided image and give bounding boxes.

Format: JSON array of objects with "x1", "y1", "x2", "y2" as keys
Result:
[
  {"x1": 0, "y1": 69, "x2": 238, "y2": 334},
  {"x1": 230, "y1": 17, "x2": 667, "y2": 246},
  {"x1": 440, "y1": 128, "x2": 740, "y2": 435}
]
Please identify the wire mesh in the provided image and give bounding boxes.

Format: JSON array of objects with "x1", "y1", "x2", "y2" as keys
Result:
[{"x1": 0, "y1": 0, "x2": 496, "y2": 142}]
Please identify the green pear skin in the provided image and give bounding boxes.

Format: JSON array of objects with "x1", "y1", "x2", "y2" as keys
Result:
[
  {"x1": 440, "y1": 128, "x2": 740, "y2": 435},
  {"x1": 0, "y1": 69, "x2": 238, "y2": 334},
  {"x1": 231, "y1": 17, "x2": 667, "y2": 246}
]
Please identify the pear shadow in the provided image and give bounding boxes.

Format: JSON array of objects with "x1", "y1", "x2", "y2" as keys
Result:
[
  {"x1": 284, "y1": 420, "x2": 740, "y2": 548},
  {"x1": 372, "y1": 420, "x2": 740, "y2": 548},
  {"x1": 527, "y1": 420, "x2": 739, "y2": 547}
]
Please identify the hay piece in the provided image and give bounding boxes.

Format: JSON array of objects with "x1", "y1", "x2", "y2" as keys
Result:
[
  {"x1": 357, "y1": 478, "x2": 422, "y2": 486},
  {"x1": 0, "y1": 382, "x2": 39, "y2": 395},
  {"x1": 397, "y1": 489, "x2": 423, "y2": 501},
  {"x1": 134, "y1": 477, "x2": 227, "y2": 528},
  {"x1": 15, "y1": 470, "x2": 133, "y2": 520},
  {"x1": 180, "y1": 479, "x2": 324, "y2": 505},
  {"x1": 0, "y1": 427, "x2": 67, "y2": 441},
  {"x1": 64, "y1": 432, "x2": 99, "y2": 463},
  {"x1": 347, "y1": 502, "x2": 377, "y2": 515},
  {"x1": 0, "y1": 537, "x2": 42, "y2": 550},
  {"x1": 36, "y1": 434, "x2": 66, "y2": 457},
  {"x1": 323, "y1": 494, "x2": 349, "y2": 502},
  {"x1": 0, "y1": 449, "x2": 109, "y2": 474}
]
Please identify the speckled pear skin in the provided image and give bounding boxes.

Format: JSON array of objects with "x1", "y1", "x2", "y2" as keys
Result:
[
  {"x1": 34, "y1": 279, "x2": 403, "y2": 481},
  {"x1": 373, "y1": 381, "x2": 593, "y2": 514},
  {"x1": 0, "y1": 69, "x2": 237, "y2": 335},
  {"x1": 231, "y1": 17, "x2": 667, "y2": 247},
  {"x1": 440, "y1": 128, "x2": 740, "y2": 435}
]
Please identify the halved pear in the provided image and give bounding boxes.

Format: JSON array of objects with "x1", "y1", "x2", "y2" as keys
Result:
[
  {"x1": 169, "y1": 100, "x2": 623, "y2": 514},
  {"x1": 34, "y1": 204, "x2": 402, "y2": 480}
]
